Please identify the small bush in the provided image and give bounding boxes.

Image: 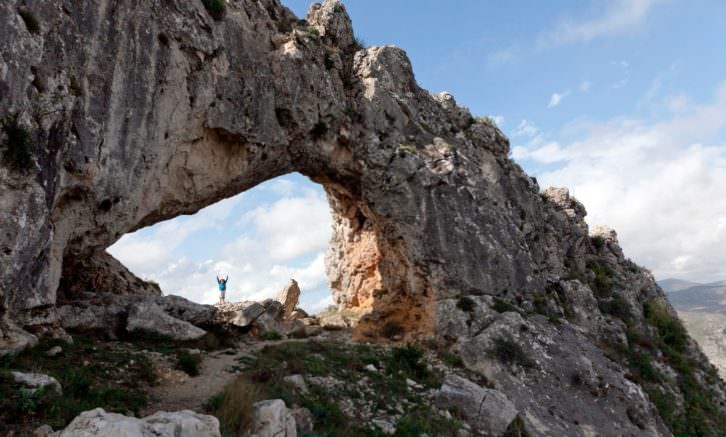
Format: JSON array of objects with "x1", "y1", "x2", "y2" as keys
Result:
[
  {"x1": 439, "y1": 351, "x2": 464, "y2": 368},
  {"x1": 645, "y1": 301, "x2": 688, "y2": 353},
  {"x1": 201, "y1": 0, "x2": 225, "y2": 20},
  {"x1": 598, "y1": 294, "x2": 632, "y2": 324},
  {"x1": 306, "y1": 26, "x2": 320, "y2": 39},
  {"x1": 18, "y1": 8, "x2": 40, "y2": 34},
  {"x1": 492, "y1": 298, "x2": 518, "y2": 314},
  {"x1": 398, "y1": 143, "x2": 418, "y2": 156},
  {"x1": 260, "y1": 330, "x2": 283, "y2": 341},
  {"x1": 502, "y1": 415, "x2": 531, "y2": 437},
  {"x1": 490, "y1": 336, "x2": 534, "y2": 369},
  {"x1": 456, "y1": 296, "x2": 476, "y2": 313},
  {"x1": 213, "y1": 377, "x2": 262, "y2": 434},
  {"x1": 591, "y1": 236, "x2": 606, "y2": 251},
  {"x1": 1, "y1": 114, "x2": 33, "y2": 171},
  {"x1": 176, "y1": 350, "x2": 202, "y2": 376},
  {"x1": 381, "y1": 321, "x2": 404, "y2": 339},
  {"x1": 586, "y1": 260, "x2": 613, "y2": 298}
]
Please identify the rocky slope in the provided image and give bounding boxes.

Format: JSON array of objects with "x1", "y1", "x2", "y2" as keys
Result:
[{"x1": 1, "y1": 0, "x2": 725, "y2": 435}]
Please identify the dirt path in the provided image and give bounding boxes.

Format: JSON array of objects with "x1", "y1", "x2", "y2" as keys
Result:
[
  {"x1": 143, "y1": 330, "x2": 352, "y2": 414},
  {"x1": 142, "y1": 348, "x2": 247, "y2": 415}
]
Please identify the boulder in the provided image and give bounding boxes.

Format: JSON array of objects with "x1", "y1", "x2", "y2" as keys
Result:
[
  {"x1": 55, "y1": 408, "x2": 220, "y2": 437},
  {"x1": 157, "y1": 295, "x2": 216, "y2": 326},
  {"x1": 290, "y1": 407, "x2": 314, "y2": 434},
  {"x1": 435, "y1": 375, "x2": 517, "y2": 436},
  {"x1": 215, "y1": 301, "x2": 266, "y2": 328},
  {"x1": 251, "y1": 399, "x2": 297, "y2": 437},
  {"x1": 127, "y1": 302, "x2": 207, "y2": 340},
  {"x1": 276, "y1": 279, "x2": 301, "y2": 319},
  {"x1": 12, "y1": 371, "x2": 62, "y2": 394},
  {"x1": 46, "y1": 345, "x2": 63, "y2": 357},
  {"x1": 283, "y1": 374, "x2": 309, "y2": 394}
]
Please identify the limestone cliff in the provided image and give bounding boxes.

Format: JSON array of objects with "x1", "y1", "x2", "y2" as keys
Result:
[{"x1": 0, "y1": 0, "x2": 724, "y2": 435}]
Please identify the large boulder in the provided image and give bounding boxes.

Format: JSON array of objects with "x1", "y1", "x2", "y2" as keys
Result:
[
  {"x1": 157, "y1": 295, "x2": 216, "y2": 326},
  {"x1": 276, "y1": 279, "x2": 301, "y2": 319},
  {"x1": 434, "y1": 374, "x2": 517, "y2": 436},
  {"x1": 127, "y1": 302, "x2": 207, "y2": 340},
  {"x1": 215, "y1": 301, "x2": 266, "y2": 328},
  {"x1": 251, "y1": 399, "x2": 296, "y2": 437},
  {"x1": 55, "y1": 408, "x2": 220, "y2": 437}
]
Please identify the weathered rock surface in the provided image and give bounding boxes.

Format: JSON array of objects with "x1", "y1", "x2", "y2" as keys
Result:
[
  {"x1": 0, "y1": 0, "x2": 724, "y2": 435},
  {"x1": 54, "y1": 408, "x2": 220, "y2": 437},
  {"x1": 127, "y1": 301, "x2": 207, "y2": 341},
  {"x1": 435, "y1": 374, "x2": 517, "y2": 436},
  {"x1": 12, "y1": 371, "x2": 62, "y2": 394},
  {"x1": 252, "y1": 399, "x2": 297, "y2": 437},
  {"x1": 276, "y1": 279, "x2": 301, "y2": 319}
]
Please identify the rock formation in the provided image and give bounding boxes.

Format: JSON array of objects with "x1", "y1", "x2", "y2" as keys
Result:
[
  {"x1": 0, "y1": 0, "x2": 724, "y2": 434},
  {"x1": 54, "y1": 408, "x2": 220, "y2": 437},
  {"x1": 276, "y1": 279, "x2": 301, "y2": 319}
]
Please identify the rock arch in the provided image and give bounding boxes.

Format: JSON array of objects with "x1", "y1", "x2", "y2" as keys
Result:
[{"x1": 4, "y1": 0, "x2": 520, "y2": 344}]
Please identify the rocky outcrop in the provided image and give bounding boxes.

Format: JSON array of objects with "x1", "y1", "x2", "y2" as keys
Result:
[
  {"x1": 0, "y1": 0, "x2": 724, "y2": 434},
  {"x1": 251, "y1": 399, "x2": 297, "y2": 437},
  {"x1": 127, "y1": 301, "x2": 207, "y2": 341},
  {"x1": 276, "y1": 279, "x2": 301, "y2": 319},
  {"x1": 435, "y1": 374, "x2": 517, "y2": 436},
  {"x1": 12, "y1": 371, "x2": 62, "y2": 394},
  {"x1": 54, "y1": 408, "x2": 220, "y2": 437}
]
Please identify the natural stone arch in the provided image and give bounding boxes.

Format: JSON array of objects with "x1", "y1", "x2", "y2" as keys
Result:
[{"x1": 2, "y1": 0, "x2": 548, "y2": 345}]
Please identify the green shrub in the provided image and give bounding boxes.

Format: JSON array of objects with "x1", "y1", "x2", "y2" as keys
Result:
[
  {"x1": 381, "y1": 321, "x2": 404, "y2": 339},
  {"x1": 439, "y1": 351, "x2": 464, "y2": 368},
  {"x1": 260, "y1": 330, "x2": 283, "y2": 341},
  {"x1": 598, "y1": 294, "x2": 632, "y2": 324},
  {"x1": 502, "y1": 415, "x2": 531, "y2": 437},
  {"x1": 591, "y1": 236, "x2": 606, "y2": 251},
  {"x1": 201, "y1": 0, "x2": 225, "y2": 20},
  {"x1": 176, "y1": 350, "x2": 202, "y2": 376},
  {"x1": 306, "y1": 26, "x2": 320, "y2": 39},
  {"x1": 394, "y1": 404, "x2": 461, "y2": 436},
  {"x1": 490, "y1": 336, "x2": 534, "y2": 369},
  {"x1": 456, "y1": 296, "x2": 476, "y2": 313},
  {"x1": 586, "y1": 260, "x2": 613, "y2": 298},
  {"x1": 492, "y1": 298, "x2": 518, "y2": 314},
  {"x1": 1, "y1": 114, "x2": 33, "y2": 171},
  {"x1": 645, "y1": 301, "x2": 688, "y2": 353}
]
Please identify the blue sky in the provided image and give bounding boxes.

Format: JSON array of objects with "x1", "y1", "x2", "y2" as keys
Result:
[{"x1": 110, "y1": 0, "x2": 726, "y2": 308}]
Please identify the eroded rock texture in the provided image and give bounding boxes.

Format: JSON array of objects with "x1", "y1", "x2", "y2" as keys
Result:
[{"x1": 0, "y1": 0, "x2": 724, "y2": 435}]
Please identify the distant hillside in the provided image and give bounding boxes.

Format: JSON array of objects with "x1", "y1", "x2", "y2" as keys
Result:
[
  {"x1": 659, "y1": 278, "x2": 726, "y2": 378},
  {"x1": 658, "y1": 278, "x2": 703, "y2": 293},
  {"x1": 659, "y1": 280, "x2": 726, "y2": 314}
]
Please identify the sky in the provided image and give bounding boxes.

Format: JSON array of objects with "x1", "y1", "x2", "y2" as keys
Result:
[{"x1": 110, "y1": 0, "x2": 726, "y2": 308}]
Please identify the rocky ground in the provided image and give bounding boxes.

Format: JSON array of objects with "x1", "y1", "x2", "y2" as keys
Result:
[{"x1": 0, "y1": 315, "x2": 516, "y2": 437}]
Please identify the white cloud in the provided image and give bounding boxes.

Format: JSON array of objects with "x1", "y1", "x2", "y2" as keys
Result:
[
  {"x1": 538, "y1": 0, "x2": 663, "y2": 47},
  {"x1": 108, "y1": 178, "x2": 334, "y2": 313},
  {"x1": 491, "y1": 115, "x2": 504, "y2": 126},
  {"x1": 487, "y1": 48, "x2": 517, "y2": 67},
  {"x1": 513, "y1": 119, "x2": 539, "y2": 138},
  {"x1": 548, "y1": 91, "x2": 570, "y2": 108},
  {"x1": 517, "y1": 82, "x2": 726, "y2": 282},
  {"x1": 579, "y1": 81, "x2": 591, "y2": 92}
]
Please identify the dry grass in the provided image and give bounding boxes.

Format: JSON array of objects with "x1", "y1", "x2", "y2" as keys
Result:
[{"x1": 214, "y1": 376, "x2": 262, "y2": 434}]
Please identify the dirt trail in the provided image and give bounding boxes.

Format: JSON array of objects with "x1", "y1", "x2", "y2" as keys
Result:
[
  {"x1": 143, "y1": 330, "x2": 352, "y2": 415},
  {"x1": 142, "y1": 348, "x2": 246, "y2": 415}
]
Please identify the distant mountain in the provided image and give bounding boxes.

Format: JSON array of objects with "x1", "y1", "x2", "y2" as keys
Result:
[
  {"x1": 658, "y1": 278, "x2": 702, "y2": 293},
  {"x1": 660, "y1": 280, "x2": 726, "y2": 314}
]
